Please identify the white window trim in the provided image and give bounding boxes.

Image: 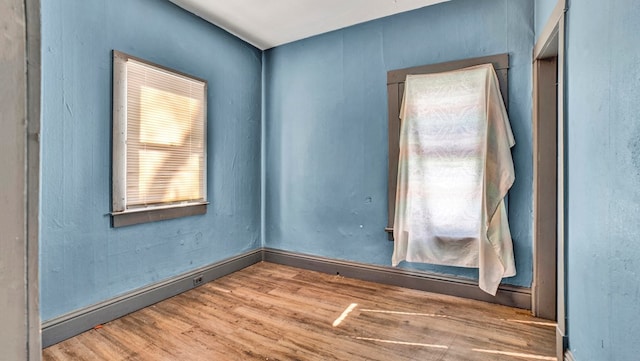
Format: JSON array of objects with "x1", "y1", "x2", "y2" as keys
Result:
[{"x1": 111, "y1": 50, "x2": 208, "y2": 227}]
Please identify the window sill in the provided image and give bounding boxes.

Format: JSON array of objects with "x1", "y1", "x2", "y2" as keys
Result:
[{"x1": 111, "y1": 203, "x2": 207, "y2": 228}]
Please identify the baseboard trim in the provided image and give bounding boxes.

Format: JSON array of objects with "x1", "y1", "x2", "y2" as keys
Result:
[
  {"x1": 42, "y1": 247, "x2": 533, "y2": 348},
  {"x1": 263, "y1": 248, "x2": 531, "y2": 310},
  {"x1": 557, "y1": 325, "x2": 570, "y2": 361},
  {"x1": 41, "y1": 249, "x2": 263, "y2": 348}
]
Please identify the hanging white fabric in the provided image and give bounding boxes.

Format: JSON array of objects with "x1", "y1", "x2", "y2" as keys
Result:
[{"x1": 392, "y1": 63, "x2": 516, "y2": 295}]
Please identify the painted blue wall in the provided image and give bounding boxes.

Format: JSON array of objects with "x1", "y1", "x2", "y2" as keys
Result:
[
  {"x1": 264, "y1": 0, "x2": 534, "y2": 287},
  {"x1": 534, "y1": 0, "x2": 558, "y2": 42},
  {"x1": 40, "y1": 0, "x2": 262, "y2": 321},
  {"x1": 565, "y1": 1, "x2": 640, "y2": 359}
]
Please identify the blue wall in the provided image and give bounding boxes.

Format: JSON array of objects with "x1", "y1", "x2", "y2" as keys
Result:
[
  {"x1": 534, "y1": 0, "x2": 558, "y2": 42},
  {"x1": 39, "y1": 0, "x2": 640, "y2": 358},
  {"x1": 264, "y1": 0, "x2": 534, "y2": 287},
  {"x1": 564, "y1": 1, "x2": 640, "y2": 359},
  {"x1": 40, "y1": 0, "x2": 262, "y2": 321}
]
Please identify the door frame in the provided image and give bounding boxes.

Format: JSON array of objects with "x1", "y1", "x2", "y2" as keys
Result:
[
  {"x1": 532, "y1": 55, "x2": 558, "y2": 321},
  {"x1": 532, "y1": 0, "x2": 567, "y2": 359},
  {"x1": 0, "y1": 0, "x2": 42, "y2": 359}
]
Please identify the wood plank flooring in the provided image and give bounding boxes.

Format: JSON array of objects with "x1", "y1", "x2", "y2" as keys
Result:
[{"x1": 43, "y1": 262, "x2": 556, "y2": 361}]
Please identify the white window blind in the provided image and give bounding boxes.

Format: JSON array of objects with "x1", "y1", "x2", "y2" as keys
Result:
[{"x1": 112, "y1": 51, "x2": 207, "y2": 215}]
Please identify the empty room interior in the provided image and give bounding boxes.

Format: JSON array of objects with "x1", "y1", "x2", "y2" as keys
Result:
[{"x1": 2, "y1": 0, "x2": 640, "y2": 360}]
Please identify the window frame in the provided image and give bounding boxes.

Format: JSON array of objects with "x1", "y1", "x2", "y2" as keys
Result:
[
  {"x1": 385, "y1": 53, "x2": 509, "y2": 239},
  {"x1": 111, "y1": 50, "x2": 208, "y2": 227}
]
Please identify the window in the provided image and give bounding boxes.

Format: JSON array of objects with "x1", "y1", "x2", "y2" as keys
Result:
[
  {"x1": 385, "y1": 54, "x2": 509, "y2": 239},
  {"x1": 112, "y1": 51, "x2": 207, "y2": 227}
]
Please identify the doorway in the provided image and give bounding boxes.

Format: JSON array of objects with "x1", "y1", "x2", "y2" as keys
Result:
[
  {"x1": 531, "y1": 0, "x2": 567, "y2": 359},
  {"x1": 532, "y1": 55, "x2": 558, "y2": 321}
]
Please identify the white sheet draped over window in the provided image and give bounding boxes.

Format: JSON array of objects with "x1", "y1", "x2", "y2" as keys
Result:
[{"x1": 392, "y1": 64, "x2": 516, "y2": 295}]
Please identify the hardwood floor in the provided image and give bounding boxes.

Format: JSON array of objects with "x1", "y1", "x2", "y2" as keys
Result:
[{"x1": 43, "y1": 262, "x2": 556, "y2": 360}]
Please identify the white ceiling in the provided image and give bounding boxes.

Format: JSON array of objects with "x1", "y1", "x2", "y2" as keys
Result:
[{"x1": 169, "y1": 0, "x2": 449, "y2": 50}]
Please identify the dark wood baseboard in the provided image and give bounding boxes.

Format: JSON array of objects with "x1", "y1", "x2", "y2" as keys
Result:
[
  {"x1": 41, "y1": 249, "x2": 262, "y2": 348},
  {"x1": 42, "y1": 247, "x2": 532, "y2": 348},
  {"x1": 263, "y1": 248, "x2": 531, "y2": 310}
]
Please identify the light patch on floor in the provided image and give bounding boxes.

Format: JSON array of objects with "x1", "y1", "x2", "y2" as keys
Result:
[
  {"x1": 332, "y1": 303, "x2": 358, "y2": 327},
  {"x1": 354, "y1": 336, "x2": 449, "y2": 349},
  {"x1": 472, "y1": 348, "x2": 557, "y2": 360},
  {"x1": 503, "y1": 319, "x2": 556, "y2": 327},
  {"x1": 360, "y1": 308, "x2": 450, "y2": 318},
  {"x1": 334, "y1": 304, "x2": 557, "y2": 361}
]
